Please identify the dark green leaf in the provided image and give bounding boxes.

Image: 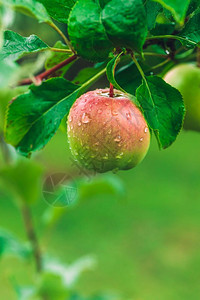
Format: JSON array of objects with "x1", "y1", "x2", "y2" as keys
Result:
[
  {"x1": 102, "y1": 0, "x2": 147, "y2": 52},
  {"x1": 5, "y1": 78, "x2": 79, "y2": 156},
  {"x1": 179, "y1": 12, "x2": 200, "y2": 47},
  {"x1": 136, "y1": 76, "x2": 185, "y2": 149},
  {"x1": 45, "y1": 41, "x2": 74, "y2": 77},
  {"x1": 0, "y1": 229, "x2": 30, "y2": 258},
  {"x1": 153, "y1": 0, "x2": 190, "y2": 24},
  {"x1": 6, "y1": 0, "x2": 51, "y2": 23},
  {"x1": 39, "y1": 0, "x2": 76, "y2": 23},
  {"x1": 151, "y1": 22, "x2": 175, "y2": 35},
  {"x1": 145, "y1": 0, "x2": 162, "y2": 30},
  {"x1": 106, "y1": 53, "x2": 125, "y2": 92},
  {"x1": 68, "y1": 0, "x2": 113, "y2": 62},
  {"x1": 0, "y1": 159, "x2": 43, "y2": 204},
  {"x1": 187, "y1": 0, "x2": 200, "y2": 15},
  {"x1": 0, "y1": 30, "x2": 48, "y2": 61}
]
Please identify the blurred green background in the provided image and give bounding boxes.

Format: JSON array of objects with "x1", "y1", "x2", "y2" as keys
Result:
[{"x1": 1, "y1": 11, "x2": 200, "y2": 300}]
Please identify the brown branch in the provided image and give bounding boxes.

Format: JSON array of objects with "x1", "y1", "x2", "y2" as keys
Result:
[
  {"x1": 18, "y1": 54, "x2": 78, "y2": 86},
  {"x1": 21, "y1": 205, "x2": 42, "y2": 273}
]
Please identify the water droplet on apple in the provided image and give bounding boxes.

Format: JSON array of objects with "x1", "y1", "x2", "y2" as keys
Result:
[
  {"x1": 139, "y1": 137, "x2": 143, "y2": 142},
  {"x1": 68, "y1": 115, "x2": 73, "y2": 122},
  {"x1": 82, "y1": 112, "x2": 91, "y2": 124},
  {"x1": 78, "y1": 121, "x2": 82, "y2": 126},
  {"x1": 144, "y1": 127, "x2": 148, "y2": 133},
  {"x1": 114, "y1": 135, "x2": 121, "y2": 142},
  {"x1": 126, "y1": 112, "x2": 131, "y2": 120}
]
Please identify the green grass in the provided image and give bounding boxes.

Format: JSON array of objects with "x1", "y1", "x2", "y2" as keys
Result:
[{"x1": 1, "y1": 130, "x2": 200, "y2": 299}]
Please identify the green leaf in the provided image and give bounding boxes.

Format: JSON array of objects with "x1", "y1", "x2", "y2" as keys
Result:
[
  {"x1": 5, "y1": 68, "x2": 106, "y2": 156},
  {"x1": 5, "y1": 78, "x2": 79, "y2": 156},
  {"x1": 153, "y1": 0, "x2": 190, "y2": 24},
  {"x1": 45, "y1": 41, "x2": 74, "y2": 77},
  {"x1": 179, "y1": 12, "x2": 200, "y2": 47},
  {"x1": 38, "y1": 0, "x2": 76, "y2": 23},
  {"x1": 136, "y1": 76, "x2": 185, "y2": 149},
  {"x1": 38, "y1": 272, "x2": 69, "y2": 300},
  {"x1": 0, "y1": 30, "x2": 48, "y2": 62},
  {"x1": 187, "y1": 0, "x2": 200, "y2": 15},
  {"x1": 102, "y1": 0, "x2": 147, "y2": 52},
  {"x1": 6, "y1": 0, "x2": 51, "y2": 23},
  {"x1": 145, "y1": 0, "x2": 162, "y2": 30},
  {"x1": 0, "y1": 159, "x2": 43, "y2": 204},
  {"x1": 42, "y1": 255, "x2": 96, "y2": 288},
  {"x1": 68, "y1": 0, "x2": 113, "y2": 62},
  {"x1": 151, "y1": 22, "x2": 175, "y2": 35},
  {"x1": 0, "y1": 4, "x2": 15, "y2": 49},
  {"x1": 0, "y1": 60, "x2": 18, "y2": 87},
  {"x1": 0, "y1": 229, "x2": 30, "y2": 259},
  {"x1": 14, "y1": 285, "x2": 36, "y2": 300},
  {"x1": 73, "y1": 63, "x2": 107, "y2": 85},
  {"x1": 106, "y1": 53, "x2": 125, "y2": 92}
]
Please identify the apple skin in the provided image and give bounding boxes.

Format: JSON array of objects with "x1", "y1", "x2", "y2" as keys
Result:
[
  {"x1": 164, "y1": 64, "x2": 200, "y2": 132},
  {"x1": 67, "y1": 89, "x2": 150, "y2": 173}
]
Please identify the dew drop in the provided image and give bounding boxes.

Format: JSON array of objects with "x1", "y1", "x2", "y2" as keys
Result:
[
  {"x1": 126, "y1": 112, "x2": 131, "y2": 120},
  {"x1": 150, "y1": 72, "x2": 154, "y2": 76},
  {"x1": 112, "y1": 111, "x2": 118, "y2": 116},
  {"x1": 78, "y1": 121, "x2": 82, "y2": 127},
  {"x1": 114, "y1": 135, "x2": 121, "y2": 142},
  {"x1": 70, "y1": 125, "x2": 73, "y2": 130},
  {"x1": 144, "y1": 127, "x2": 148, "y2": 133},
  {"x1": 139, "y1": 137, "x2": 144, "y2": 142},
  {"x1": 165, "y1": 49, "x2": 170, "y2": 55},
  {"x1": 68, "y1": 115, "x2": 73, "y2": 122},
  {"x1": 82, "y1": 112, "x2": 91, "y2": 124}
]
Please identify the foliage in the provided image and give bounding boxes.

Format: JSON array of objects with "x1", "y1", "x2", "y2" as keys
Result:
[{"x1": 0, "y1": 0, "x2": 200, "y2": 298}]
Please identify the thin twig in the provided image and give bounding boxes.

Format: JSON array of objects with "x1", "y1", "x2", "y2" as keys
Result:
[
  {"x1": 18, "y1": 54, "x2": 78, "y2": 86},
  {"x1": 21, "y1": 205, "x2": 42, "y2": 273}
]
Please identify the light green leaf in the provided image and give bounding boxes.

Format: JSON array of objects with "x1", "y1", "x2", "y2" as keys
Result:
[
  {"x1": 0, "y1": 229, "x2": 30, "y2": 259},
  {"x1": 102, "y1": 0, "x2": 147, "y2": 52},
  {"x1": 153, "y1": 0, "x2": 190, "y2": 24},
  {"x1": 0, "y1": 159, "x2": 43, "y2": 204},
  {"x1": 39, "y1": 0, "x2": 76, "y2": 23},
  {"x1": 6, "y1": 0, "x2": 51, "y2": 23},
  {"x1": 14, "y1": 285, "x2": 36, "y2": 300},
  {"x1": 0, "y1": 30, "x2": 48, "y2": 62},
  {"x1": 68, "y1": 0, "x2": 113, "y2": 62},
  {"x1": 136, "y1": 76, "x2": 185, "y2": 149}
]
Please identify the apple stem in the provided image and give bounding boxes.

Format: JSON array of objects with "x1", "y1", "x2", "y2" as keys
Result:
[
  {"x1": 109, "y1": 83, "x2": 114, "y2": 97},
  {"x1": 18, "y1": 54, "x2": 78, "y2": 86}
]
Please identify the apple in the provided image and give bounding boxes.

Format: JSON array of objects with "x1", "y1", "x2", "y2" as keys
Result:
[
  {"x1": 164, "y1": 64, "x2": 200, "y2": 132},
  {"x1": 67, "y1": 89, "x2": 150, "y2": 173}
]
